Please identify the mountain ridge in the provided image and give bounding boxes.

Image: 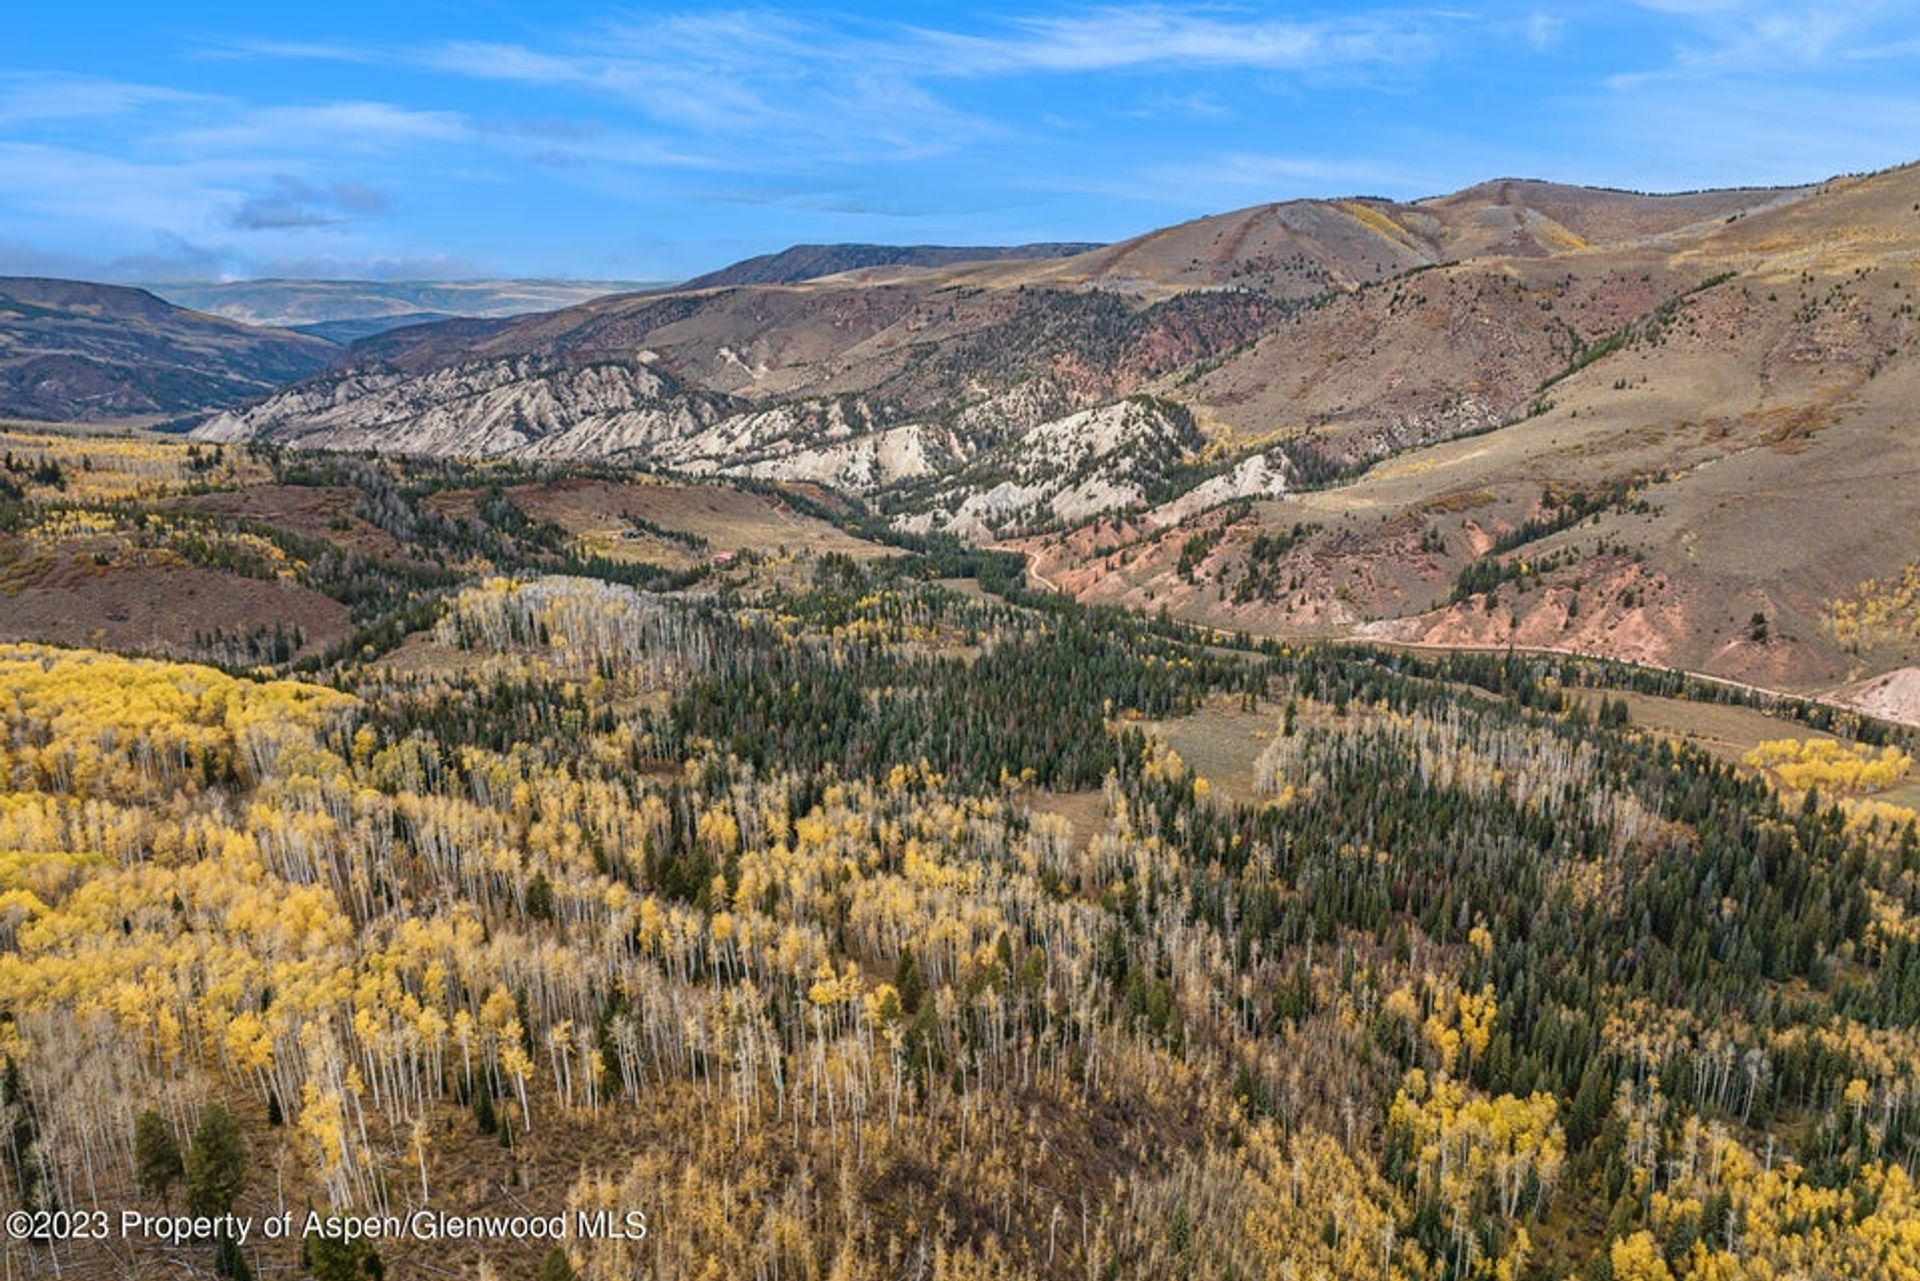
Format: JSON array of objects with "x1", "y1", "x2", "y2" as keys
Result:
[
  {"x1": 184, "y1": 165, "x2": 1920, "y2": 698},
  {"x1": 7, "y1": 167, "x2": 1911, "y2": 698},
  {"x1": 677, "y1": 240, "x2": 1106, "y2": 289},
  {"x1": 0, "y1": 277, "x2": 338, "y2": 421}
]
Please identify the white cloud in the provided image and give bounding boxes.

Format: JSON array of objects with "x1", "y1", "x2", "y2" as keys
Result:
[
  {"x1": 421, "y1": 41, "x2": 590, "y2": 88},
  {"x1": 1524, "y1": 12, "x2": 1567, "y2": 52},
  {"x1": 12, "y1": 2, "x2": 1914, "y2": 280},
  {"x1": 0, "y1": 73, "x2": 210, "y2": 126},
  {"x1": 0, "y1": 140, "x2": 490, "y2": 282},
  {"x1": 195, "y1": 37, "x2": 393, "y2": 64},
  {"x1": 0, "y1": 140, "x2": 426, "y2": 279},
  {"x1": 0, "y1": 49, "x2": 721, "y2": 279},
  {"x1": 419, "y1": 18, "x2": 995, "y2": 159},
  {"x1": 166, "y1": 102, "x2": 470, "y2": 154},
  {"x1": 1592, "y1": 1, "x2": 1920, "y2": 184},
  {"x1": 233, "y1": 7, "x2": 1441, "y2": 162},
  {"x1": 920, "y1": 7, "x2": 1434, "y2": 75},
  {"x1": 1617, "y1": 0, "x2": 1916, "y2": 81},
  {"x1": 0, "y1": 142, "x2": 259, "y2": 238},
  {"x1": 1129, "y1": 89, "x2": 1233, "y2": 119}
]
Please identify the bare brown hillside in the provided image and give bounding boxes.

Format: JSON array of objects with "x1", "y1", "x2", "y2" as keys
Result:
[{"x1": 1024, "y1": 163, "x2": 1920, "y2": 701}]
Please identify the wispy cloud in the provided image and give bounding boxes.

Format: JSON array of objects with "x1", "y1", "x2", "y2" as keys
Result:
[
  {"x1": 167, "y1": 102, "x2": 469, "y2": 154},
  {"x1": 229, "y1": 7, "x2": 1441, "y2": 161},
  {"x1": 1590, "y1": 1, "x2": 1920, "y2": 186},
  {"x1": 0, "y1": 49, "x2": 714, "y2": 279},
  {"x1": 6, "y1": 2, "x2": 1916, "y2": 281},
  {"x1": 919, "y1": 7, "x2": 1435, "y2": 75},
  {"x1": 0, "y1": 142, "x2": 258, "y2": 237},
  {"x1": 418, "y1": 16, "x2": 995, "y2": 159},
  {"x1": 0, "y1": 73, "x2": 209, "y2": 126},
  {"x1": 1522, "y1": 12, "x2": 1567, "y2": 53},
  {"x1": 0, "y1": 136, "x2": 483, "y2": 283},
  {"x1": 1614, "y1": 1, "x2": 1918, "y2": 84},
  {"x1": 1844, "y1": 35, "x2": 1920, "y2": 59},
  {"x1": 210, "y1": 6, "x2": 1445, "y2": 85},
  {"x1": 1128, "y1": 89, "x2": 1233, "y2": 120},
  {"x1": 194, "y1": 37, "x2": 385, "y2": 64}
]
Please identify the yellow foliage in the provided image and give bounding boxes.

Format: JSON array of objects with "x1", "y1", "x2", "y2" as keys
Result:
[
  {"x1": 1388, "y1": 1067, "x2": 1563, "y2": 1260},
  {"x1": 0, "y1": 643, "x2": 354, "y2": 798},
  {"x1": 1339, "y1": 200, "x2": 1417, "y2": 248},
  {"x1": 0, "y1": 427, "x2": 265, "y2": 502},
  {"x1": 1610, "y1": 1232, "x2": 1674, "y2": 1281},
  {"x1": 1743, "y1": 737, "x2": 1912, "y2": 794},
  {"x1": 1827, "y1": 556, "x2": 1920, "y2": 649}
]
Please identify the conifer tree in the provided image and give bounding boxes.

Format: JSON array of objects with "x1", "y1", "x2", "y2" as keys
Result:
[
  {"x1": 134, "y1": 1110, "x2": 182, "y2": 1204},
  {"x1": 185, "y1": 1106, "x2": 246, "y2": 1217}
]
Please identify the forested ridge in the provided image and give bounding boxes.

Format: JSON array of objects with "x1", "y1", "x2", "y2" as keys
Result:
[{"x1": 1, "y1": 434, "x2": 1918, "y2": 1278}]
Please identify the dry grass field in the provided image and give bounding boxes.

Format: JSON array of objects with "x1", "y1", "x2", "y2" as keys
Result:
[
  {"x1": 508, "y1": 475, "x2": 890, "y2": 563},
  {"x1": 1138, "y1": 695, "x2": 1277, "y2": 804},
  {"x1": 1591, "y1": 688, "x2": 1920, "y2": 810}
]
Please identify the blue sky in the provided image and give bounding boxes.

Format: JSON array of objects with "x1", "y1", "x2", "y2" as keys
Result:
[{"x1": 3, "y1": 2, "x2": 1918, "y2": 282}]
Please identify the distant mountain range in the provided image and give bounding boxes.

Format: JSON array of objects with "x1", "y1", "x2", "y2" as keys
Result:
[
  {"x1": 283, "y1": 313, "x2": 464, "y2": 344},
  {"x1": 142, "y1": 278, "x2": 663, "y2": 330},
  {"x1": 5, "y1": 248, "x2": 1118, "y2": 422},
  {"x1": 113, "y1": 248, "x2": 1104, "y2": 378},
  {"x1": 141, "y1": 245, "x2": 1107, "y2": 337},
  {"x1": 189, "y1": 167, "x2": 1920, "y2": 699},
  {"x1": 197, "y1": 175, "x2": 1809, "y2": 469},
  {"x1": 5, "y1": 170, "x2": 1919, "y2": 703}
]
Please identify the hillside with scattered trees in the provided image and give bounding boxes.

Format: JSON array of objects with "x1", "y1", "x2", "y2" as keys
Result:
[{"x1": 1, "y1": 428, "x2": 1918, "y2": 1278}]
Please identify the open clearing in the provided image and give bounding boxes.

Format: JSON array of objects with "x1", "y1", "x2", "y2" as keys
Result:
[
  {"x1": 1137, "y1": 695, "x2": 1275, "y2": 805},
  {"x1": 0, "y1": 557, "x2": 351, "y2": 658},
  {"x1": 1587, "y1": 689, "x2": 1843, "y2": 764},
  {"x1": 1592, "y1": 688, "x2": 1920, "y2": 809},
  {"x1": 507, "y1": 476, "x2": 891, "y2": 563},
  {"x1": 1024, "y1": 788, "x2": 1109, "y2": 854}
]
